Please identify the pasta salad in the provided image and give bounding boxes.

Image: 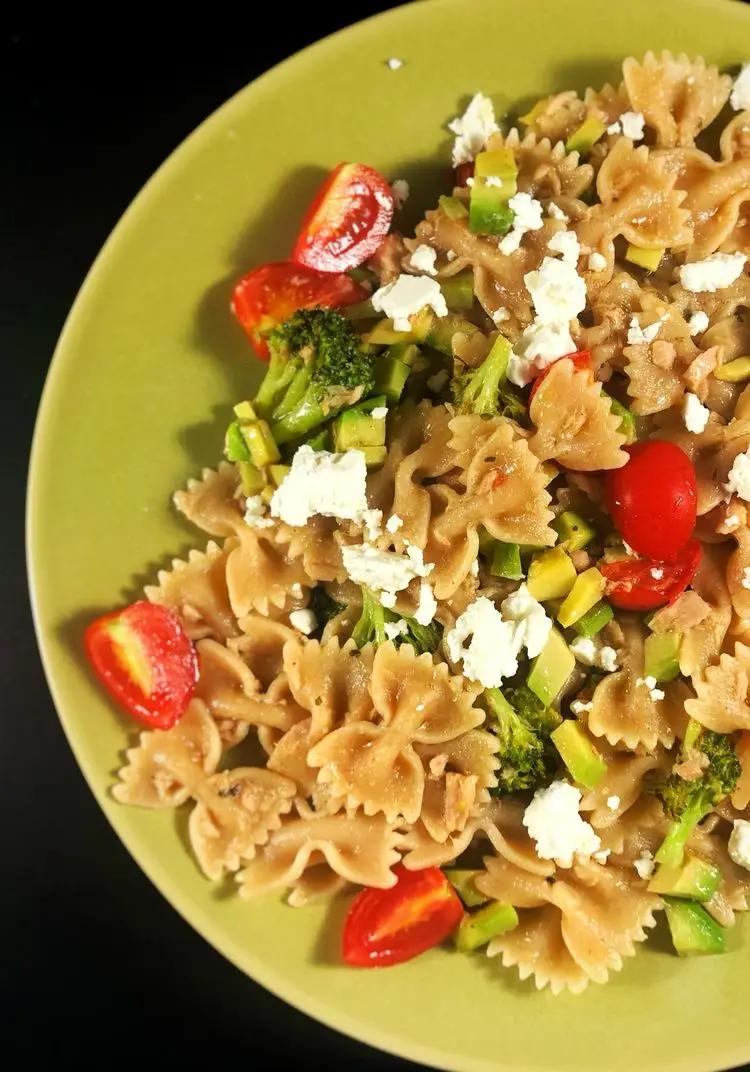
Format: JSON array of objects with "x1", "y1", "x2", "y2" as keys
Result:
[{"x1": 85, "y1": 51, "x2": 750, "y2": 993}]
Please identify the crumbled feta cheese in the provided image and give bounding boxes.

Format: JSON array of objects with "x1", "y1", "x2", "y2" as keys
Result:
[
  {"x1": 380, "y1": 591, "x2": 397, "y2": 609},
  {"x1": 465, "y1": 176, "x2": 475, "y2": 187},
  {"x1": 571, "y1": 699, "x2": 593, "y2": 715},
  {"x1": 498, "y1": 192, "x2": 544, "y2": 254},
  {"x1": 386, "y1": 57, "x2": 404, "y2": 70},
  {"x1": 524, "y1": 256, "x2": 587, "y2": 325},
  {"x1": 384, "y1": 618, "x2": 409, "y2": 641},
  {"x1": 446, "y1": 250, "x2": 457, "y2": 262},
  {"x1": 408, "y1": 244, "x2": 438, "y2": 276},
  {"x1": 385, "y1": 514, "x2": 404, "y2": 534},
  {"x1": 271, "y1": 448, "x2": 373, "y2": 528},
  {"x1": 678, "y1": 252, "x2": 747, "y2": 294},
  {"x1": 491, "y1": 306, "x2": 511, "y2": 324},
  {"x1": 617, "y1": 111, "x2": 646, "y2": 141},
  {"x1": 599, "y1": 646, "x2": 619, "y2": 672},
  {"x1": 371, "y1": 406, "x2": 388, "y2": 420},
  {"x1": 341, "y1": 543, "x2": 433, "y2": 602},
  {"x1": 426, "y1": 369, "x2": 449, "y2": 393},
  {"x1": 547, "y1": 201, "x2": 568, "y2": 222},
  {"x1": 650, "y1": 567, "x2": 664, "y2": 580},
  {"x1": 588, "y1": 251, "x2": 607, "y2": 272},
  {"x1": 500, "y1": 583, "x2": 553, "y2": 658},
  {"x1": 445, "y1": 597, "x2": 520, "y2": 687},
  {"x1": 547, "y1": 229, "x2": 581, "y2": 267},
  {"x1": 730, "y1": 64, "x2": 750, "y2": 111},
  {"x1": 570, "y1": 637, "x2": 620, "y2": 672},
  {"x1": 725, "y1": 449, "x2": 750, "y2": 501},
  {"x1": 289, "y1": 608, "x2": 317, "y2": 636},
  {"x1": 742, "y1": 567, "x2": 750, "y2": 590},
  {"x1": 523, "y1": 781, "x2": 601, "y2": 867},
  {"x1": 484, "y1": 175, "x2": 503, "y2": 187},
  {"x1": 636, "y1": 675, "x2": 665, "y2": 701},
  {"x1": 682, "y1": 392, "x2": 710, "y2": 434},
  {"x1": 243, "y1": 495, "x2": 275, "y2": 529},
  {"x1": 634, "y1": 851, "x2": 655, "y2": 880},
  {"x1": 362, "y1": 508, "x2": 383, "y2": 541},
  {"x1": 507, "y1": 322, "x2": 578, "y2": 386},
  {"x1": 414, "y1": 581, "x2": 437, "y2": 626},
  {"x1": 371, "y1": 274, "x2": 448, "y2": 331},
  {"x1": 627, "y1": 314, "x2": 665, "y2": 345},
  {"x1": 726, "y1": 513, "x2": 741, "y2": 531},
  {"x1": 607, "y1": 795, "x2": 621, "y2": 811},
  {"x1": 729, "y1": 819, "x2": 750, "y2": 870},
  {"x1": 470, "y1": 558, "x2": 480, "y2": 577},
  {"x1": 448, "y1": 92, "x2": 499, "y2": 166},
  {"x1": 687, "y1": 310, "x2": 709, "y2": 336},
  {"x1": 391, "y1": 179, "x2": 410, "y2": 208},
  {"x1": 593, "y1": 849, "x2": 611, "y2": 865}
]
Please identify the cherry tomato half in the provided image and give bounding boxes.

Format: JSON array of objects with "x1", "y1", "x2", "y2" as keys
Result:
[
  {"x1": 604, "y1": 440, "x2": 697, "y2": 562},
  {"x1": 84, "y1": 601, "x2": 198, "y2": 730},
  {"x1": 342, "y1": 865, "x2": 463, "y2": 967},
  {"x1": 231, "y1": 261, "x2": 367, "y2": 359},
  {"x1": 529, "y1": 350, "x2": 592, "y2": 403},
  {"x1": 292, "y1": 162, "x2": 395, "y2": 273},
  {"x1": 600, "y1": 539, "x2": 702, "y2": 611}
]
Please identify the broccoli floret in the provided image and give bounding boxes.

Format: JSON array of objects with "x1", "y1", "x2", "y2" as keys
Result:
[
  {"x1": 350, "y1": 586, "x2": 442, "y2": 654},
  {"x1": 654, "y1": 731, "x2": 741, "y2": 869},
  {"x1": 351, "y1": 587, "x2": 387, "y2": 647},
  {"x1": 484, "y1": 686, "x2": 560, "y2": 795},
  {"x1": 451, "y1": 335, "x2": 511, "y2": 416},
  {"x1": 256, "y1": 308, "x2": 375, "y2": 444},
  {"x1": 307, "y1": 585, "x2": 344, "y2": 639}
]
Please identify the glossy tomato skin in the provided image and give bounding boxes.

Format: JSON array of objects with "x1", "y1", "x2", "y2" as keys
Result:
[
  {"x1": 84, "y1": 601, "x2": 198, "y2": 730},
  {"x1": 529, "y1": 350, "x2": 591, "y2": 403},
  {"x1": 292, "y1": 163, "x2": 394, "y2": 273},
  {"x1": 600, "y1": 539, "x2": 702, "y2": 611},
  {"x1": 605, "y1": 441, "x2": 697, "y2": 561},
  {"x1": 342, "y1": 865, "x2": 463, "y2": 967},
  {"x1": 231, "y1": 261, "x2": 366, "y2": 359}
]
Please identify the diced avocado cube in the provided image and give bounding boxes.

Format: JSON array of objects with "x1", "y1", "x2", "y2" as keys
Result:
[
  {"x1": 557, "y1": 568, "x2": 606, "y2": 628},
  {"x1": 374, "y1": 355, "x2": 411, "y2": 402},
  {"x1": 644, "y1": 631, "x2": 682, "y2": 683},
  {"x1": 715, "y1": 356, "x2": 750, "y2": 383},
  {"x1": 625, "y1": 244, "x2": 664, "y2": 272},
  {"x1": 469, "y1": 181, "x2": 515, "y2": 236},
  {"x1": 439, "y1": 194, "x2": 469, "y2": 219},
  {"x1": 425, "y1": 314, "x2": 479, "y2": 356},
  {"x1": 553, "y1": 510, "x2": 597, "y2": 552},
  {"x1": 440, "y1": 270, "x2": 475, "y2": 311},
  {"x1": 527, "y1": 628, "x2": 575, "y2": 707},
  {"x1": 260, "y1": 484, "x2": 275, "y2": 505},
  {"x1": 474, "y1": 148, "x2": 518, "y2": 200},
  {"x1": 360, "y1": 445, "x2": 388, "y2": 468},
  {"x1": 455, "y1": 901, "x2": 519, "y2": 952},
  {"x1": 551, "y1": 719, "x2": 607, "y2": 790},
  {"x1": 342, "y1": 298, "x2": 378, "y2": 322},
  {"x1": 332, "y1": 409, "x2": 386, "y2": 453},
  {"x1": 364, "y1": 319, "x2": 416, "y2": 346},
  {"x1": 303, "y1": 426, "x2": 331, "y2": 452},
  {"x1": 388, "y1": 341, "x2": 422, "y2": 367},
  {"x1": 233, "y1": 400, "x2": 257, "y2": 421},
  {"x1": 240, "y1": 419, "x2": 281, "y2": 467},
  {"x1": 573, "y1": 600, "x2": 614, "y2": 638},
  {"x1": 648, "y1": 853, "x2": 723, "y2": 902},
  {"x1": 225, "y1": 420, "x2": 251, "y2": 462},
  {"x1": 237, "y1": 460, "x2": 265, "y2": 496},
  {"x1": 527, "y1": 547, "x2": 577, "y2": 601},
  {"x1": 519, "y1": 97, "x2": 548, "y2": 125},
  {"x1": 490, "y1": 541, "x2": 524, "y2": 581},
  {"x1": 663, "y1": 898, "x2": 726, "y2": 957},
  {"x1": 268, "y1": 464, "x2": 290, "y2": 488},
  {"x1": 565, "y1": 116, "x2": 607, "y2": 154},
  {"x1": 444, "y1": 869, "x2": 489, "y2": 908},
  {"x1": 607, "y1": 396, "x2": 637, "y2": 444}
]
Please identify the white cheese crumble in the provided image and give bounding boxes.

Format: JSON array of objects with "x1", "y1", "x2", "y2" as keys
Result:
[
  {"x1": 370, "y1": 406, "x2": 388, "y2": 420},
  {"x1": 570, "y1": 637, "x2": 619, "y2": 672},
  {"x1": 725, "y1": 449, "x2": 750, "y2": 501},
  {"x1": 634, "y1": 851, "x2": 655, "y2": 880},
  {"x1": 726, "y1": 513, "x2": 741, "y2": 531},
  {"x1": 547, "y1": 229, "x2": 581, "y2": 267},
  {"x1": 593, "y1": 849, "x2": 611, "y2": 865},
  {"x1": 524, "y1": 256, "x2": 587, "y2": 326},
  {"x1": 570, "y1": 699, "x2": 593, "y2": 715},
  {"x1": 523, "y1": 781, "x2": 601, "y2": 868},
  {"x1": 588, "y1": 251, "x2": 608, "y2": 272},
  {"x1": 678, "y1": 252, "x2": 747, "y2": 294},
  {"x1": 729, "y1": 819, "x2": 750, "y2": 870},
  {"x1": 448, "y1": 92, "x2": 499, "y2": 166},
  {"x1": 547, "y1": 201, "x2": 568, "y2": 222},
  {"x1": 607, "y1": 111, "x2": 645, "y2": 141},
  {"x1": 742, "y1": 567, "x2": 750, "y2": 590},
  {"x1": 270, "y1": 447, "x2": 371, "y2": 528},
  {"x1": 470, "y1": 558, "x2": 480, "y2": 577},
  {"x1": 687, "y1": 310, "x2": 709, "y2": 336},
  {"x1": 607, "y1": 795, "x2": 621, "y2": 811},
  {"x1": 498, "y1": 192, "x2": 544, "y2": 254},
  {"x1": 408, "y1": 244, "x2": 438, "y2": 276},
  {"x1": 627, "y1": 314, "x2": 665, "y2": 345},
  {"x1": 243, "y1": 495, "x2": 275, "y2": 529},
  {"x1": 414, "y1": 581, "x2": 437, "y2": 626},
  {"x1": 385, "y1": 514, "x2": 404, "y2": 534},
  {"x1": 730, "y1": 64, "x2": 750, "y2": 111},
  {"x1": 341, "y1": 543, "x2": 433, "y2": 604},
  {"x1": 391, "y1": 179, "x2": 410, "y2": 208},
  {"x1": 384, "y1": 619, "x2": 409, "y2": 641},
  {"x1": 371, "y1": 273, "x2": 448, "y2": 331},
  {"x1": 635, "y1": 675, "x2": 665, "y2": 702},
  {"x1": 651, "y1": 567, "x2": 664, "y2": 580},
  {"x1": 682, "y1": 392, "x2": 710, "y2": 434},
  {"x1": 289, "y1": 608, "x2": 317, "y2": 636},
  {"x1": 426, "y1": 369, "x2": 449, "y2": 393},
  {"x1": 491, "y1": 306, "x2": 511, "y2": 324},
  {"x1": 446, "y1": 250, "x2": 457, "y2": 262},
  {"x1": 507, "y1": 322, "x2": 578, "y2": 387},
  {"x1": 386, "y1": 57, "x2": 404, "y2": 70},
  {"x1": 500, "y1": 583, "x2": 553, "y2": 659}
]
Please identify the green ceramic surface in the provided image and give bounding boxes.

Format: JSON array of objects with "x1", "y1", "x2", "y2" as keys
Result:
[{"x1": 27, "y1": 2, "x2": 750, "y2": 1069}]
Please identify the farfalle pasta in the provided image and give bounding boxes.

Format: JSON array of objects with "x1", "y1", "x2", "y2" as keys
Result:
[{"x1": 88, "y1": 52, "x2": 750, "y2": 993}]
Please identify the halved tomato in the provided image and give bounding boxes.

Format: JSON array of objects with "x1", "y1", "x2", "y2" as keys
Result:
[
  {"x1": 599, "y1": 539, "x2": 702, "y2": 611},
  {"x1": 529, "y1": 350, "x2": 592, "y2": 403}
]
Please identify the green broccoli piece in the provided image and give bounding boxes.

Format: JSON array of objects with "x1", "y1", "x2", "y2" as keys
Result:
[
  {"x1": 256, "y1": 308, "x2": 375, "y2": 445},
  {"x1": 350, "y1": 587, "x2": 442, "y2": 653},
  {"x1": 497, "y1": 381, "x2": 528, "y2": 424},
  {"x1": 307, "y1": 585, "x2": 344, "y2": 639},
  {"x1": 451, "y1": 335, "x2": 511, "y2": 416},
  {"x1": 654, "y1": 731, "x2": 741, "y2": 870},
  {"x1": 484, "y1": 686, "x2": 560, "y2": 795}
]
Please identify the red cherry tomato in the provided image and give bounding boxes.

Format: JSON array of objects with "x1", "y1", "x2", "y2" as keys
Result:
[
  {"x1": 342, "y1": 865, "x2": 463, "y2": 967},
  {"x1": 84, "y1": 601, "x2": 198, "y2": 730},
  {"x1": 529, "y1": 350, "x2": 592, "y2": 403},
  {"x1": 600, "y1": 539, "x2": 702, "y2": 611},
  {"x1": 231, "y1": 261, "x2": 367, "y2": 360},
  {"x1": 454, "y1": 162, "x2": 475, "y2": 187},
  {"x1": 604, "y1": 440, "x2": 697, "y2": 561},
  {"x1": 292, "y1": 162, "x2": 395, "y2": 273}
]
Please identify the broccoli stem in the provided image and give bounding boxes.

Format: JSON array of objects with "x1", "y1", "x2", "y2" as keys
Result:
[
  {"x1": 453, "y1": 335, "x2": 512, "y2": 416},
  {"x1": 655, "y1": 800, "x2": 709, "y2": 870},
  {"x1": 351, "y1": 587, "x2": 386, "y2": 647}
]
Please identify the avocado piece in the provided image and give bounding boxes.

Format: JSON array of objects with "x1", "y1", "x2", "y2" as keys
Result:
[
  {"x1": 644, "y1": 631, "x2": 682, "y2": 683},
  {"x1": 332, "y1": 410, "x2": 386, "y2": 453},
  {"x1": 551, "y1": 719, "x2": 608, "y2": 790},
  {"x1": 424, "y1": 314, "x2": 479, "y2": 356},
  {"x1": 565, "y1": 116, "x2": 607, "y2": 154},
  {"x1": 490, "y1": 540, "x2": 524, "y2": 581},
  {"x1": 364, "y1": 319, "x2": 416, "y2": 346},
  {"x1": 341, "y1": 298, "x2": 378, "y2": 322},
  {"x1": 444, "y1": 868, "x2": 489, "y2": 908},
  {"x1": 374, "y1": 354, "x2": 411, "y2": 402},
  {"x1": 663, "y1": 898, "x2": 726, "y2": 956},
  {"x1": 475, "y1": 148, "x2": 518, "y2": 192},
  {"x1": 240, "y1": 419, "x2": 281, "y2": 467},
  {"x1": 607, "y1": 396, "x2": 637, "y2": 443},
  {"x1": 469, "y1": 181, "x2": 515, "y2": 236},
  {"x1": 625, "y1": 244, "x2": 664, "y2": 272},
  {"x1": 237, "y1": 460, "x2": 265, "y2": 496},
  {"x1": 557, "y1": 567, "x2": 606, "y2": 628},
  {"x1": 527, "y1": 628, "x2": 575, "y2": 707},
  {"x1": 303, "y1": 426, "x2": 331, "y2": 452},
  {"x1": 714, "y1": 357, "x2": 750, "y2": 383},
  {"x1": 648, "y1": 853, "x2": 723, "y2": 902},
  {"x1": 225, "y1": 420, "x2": 252, "y2": 462},
  {"x1": 527, "y1": 547, "x2": 577, "y2": 601},
  {"x1": 455, "y1": 901, "x2": 519, "y2": 952},
  {"x1": 360, "y1": 445, "x2": 387, "y2": 468},
  {"x1": 440, "y1": 270, "x2": 475, "y2": 311},
  {"x1": 553, "y1": 510, "x2": 597, "y2": 552},
  {"x1": 438, "y1": 194, "x2": 469, "y2": 220},
  {"x1": 268, "y1": 463, "x2": 290, "y2": 487},
  {"x1": 573, "y1": 600, "x2": 614, "y2": 638},
  {"x1": 233, "y1": 399, "x2": 258, "y2": 421}
]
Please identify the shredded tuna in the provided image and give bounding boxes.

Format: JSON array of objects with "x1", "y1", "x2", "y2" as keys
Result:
[
  {"x1": 368, "y1": 233, "x2": 408, "y2": 284},
  {"x1": 443, "y1": 772, "x2": 478, "y2": 832},
  {"x1": 651, "y1": 340, "x2": 677, "y2": 370},
  {"x1": 684, "y1": 346, "x2": 721, "y2": 398},
  {"x1": 429, "y1": 753, "x2": 450, "y2": 779}
]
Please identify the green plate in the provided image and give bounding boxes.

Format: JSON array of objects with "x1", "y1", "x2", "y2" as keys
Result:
[{"x1": 27, "y1": 1, "x2": 750, "y2": 1069}]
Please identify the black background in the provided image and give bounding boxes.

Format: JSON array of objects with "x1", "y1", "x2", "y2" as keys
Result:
[{"x1": 4, "y1": 7, "x2": 749, "y2": 1070}]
